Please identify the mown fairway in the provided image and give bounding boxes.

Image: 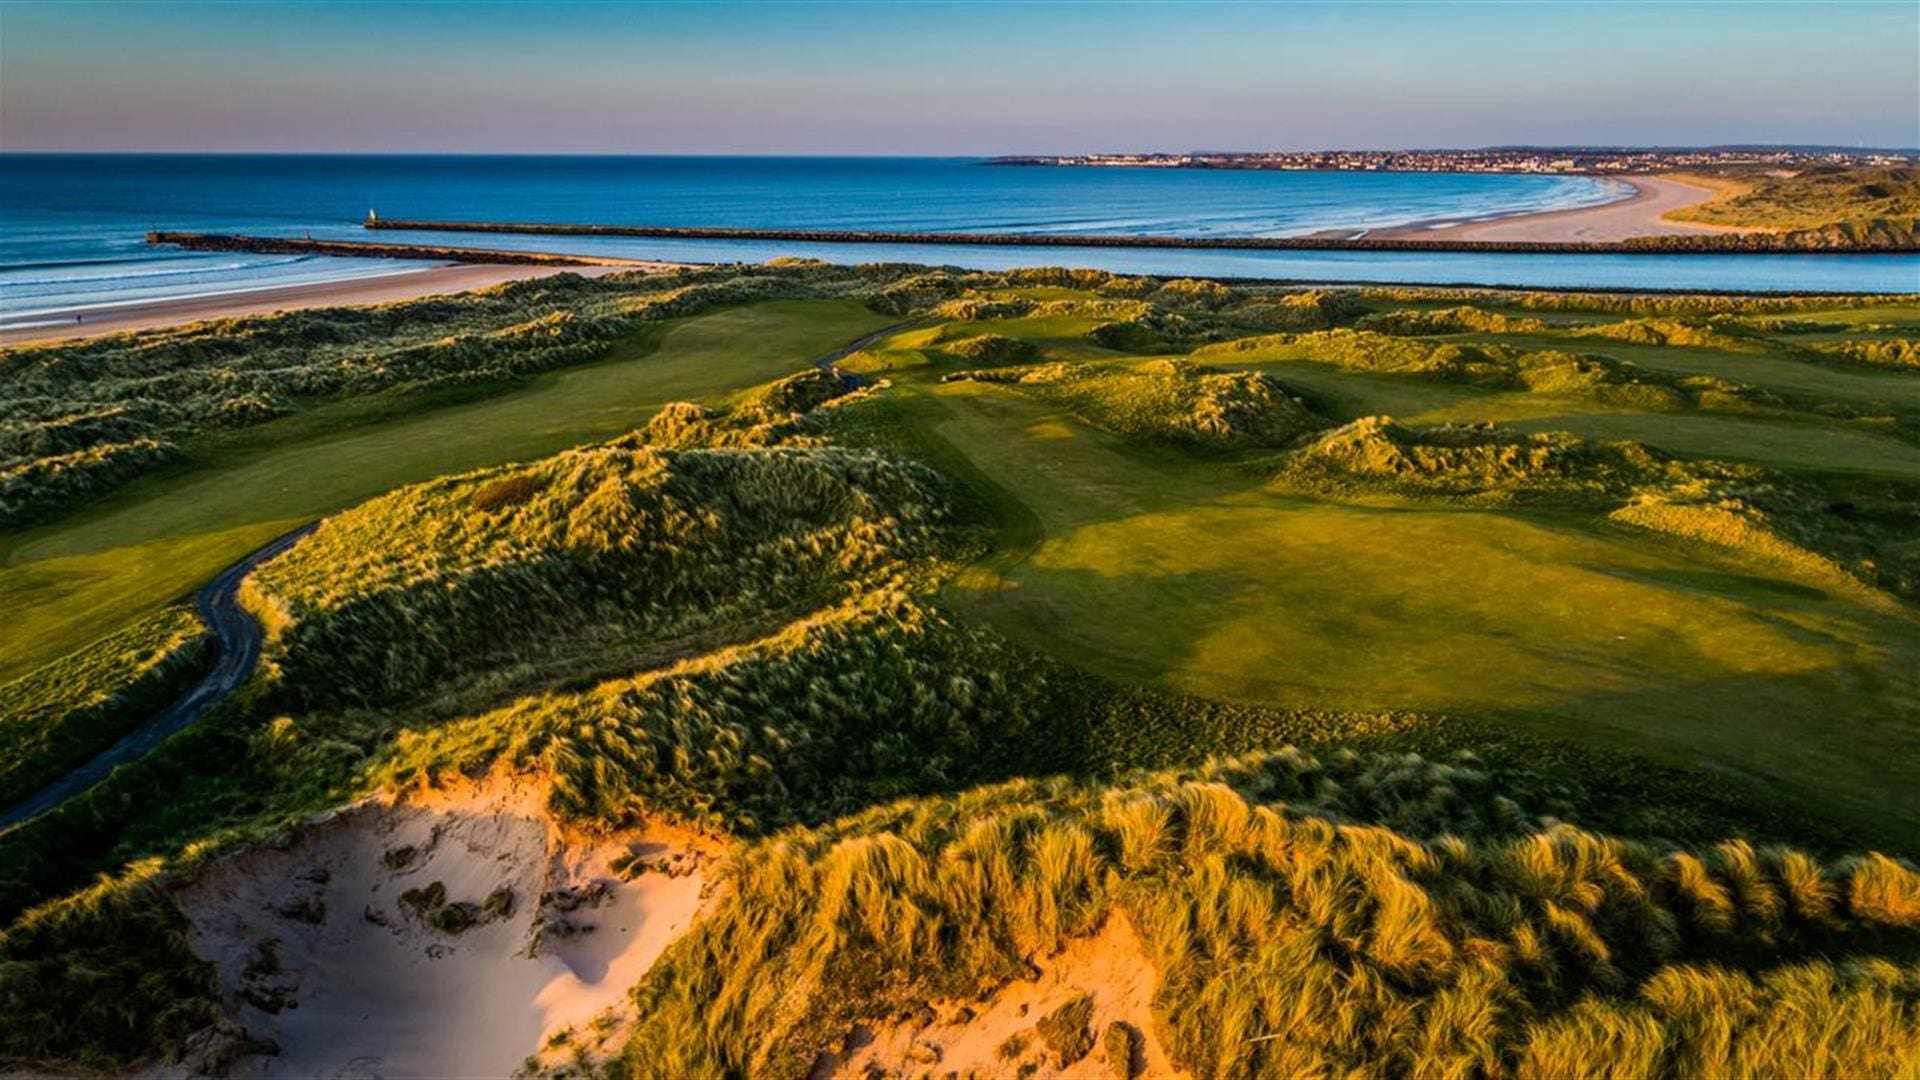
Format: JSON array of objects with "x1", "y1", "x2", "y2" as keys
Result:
[
  {"x1": 0, "y1": 299, "x2": 892, "y2": 681},
  {"x1": 861, "y1": 297, "x2": 1920, "y2": 835}
]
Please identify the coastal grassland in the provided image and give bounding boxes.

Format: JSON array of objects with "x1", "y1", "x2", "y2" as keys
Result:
[
  {"x1": 0, "y1": 607, "x2": 206, "y2": 807},
  {"x1": 1201, "y1": 342, "x2": 1920, "y2": 478},
  {"x1": 623, "y1": 752, "x2": 1920, "y2": 1079},
  {"x1": 1663, "y1": 166, "x2": 1920, "y2": 242},
  {"x1": 8, "y1": 355, "x2": 1880, "y2": 1071},
  {"x1": 1274, "y1": 417, "x2": 1920, "y2": 601},
  {"x1": 8, "y1": 268, "x2": 1920, "y2": 1071},
  {"x1": 0, "y1": 297, "x2": 894, "y2": 683},
  {"x1": 0, "y1": 262, "x2": 921, "y2": 530},
  {"x1": 1461, "y1": 328, "x2": 1920, "y2": 413},
  {"x1": 0, "y1": 862, "x2": 222, "y2": 1069},
  {"x1": 887, "y1": 376, "x2": 1920, "y2": 837},
  {"x1": 1196, "y1": 330, "x2": 1794, "y2": 416},
  {"x1": 242, "y1": 437, "x2": 953, "y2": 708}
]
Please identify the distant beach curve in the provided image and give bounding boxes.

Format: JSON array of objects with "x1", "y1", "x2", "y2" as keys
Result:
[{"x1": 1374, "y1": 176, "x2": 1732, "y2": 242}]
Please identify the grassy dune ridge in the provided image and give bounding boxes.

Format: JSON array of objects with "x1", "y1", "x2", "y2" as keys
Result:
[
  {"x1": 1199, "y1": 329, "x2": 1784, "y2": 414},
  {"x1": 6, "y1": 264, "x2": 1920, "y2": 1072},
  {"x1": 244, "y1": 438, "x2": 949, "y2": 707},
  {"x1": 624, "y1": 750, "x2": 1920, "y2": 1078},
  {"x1": 944, "y1": 358, "x2": 1327, "y2": 450}
]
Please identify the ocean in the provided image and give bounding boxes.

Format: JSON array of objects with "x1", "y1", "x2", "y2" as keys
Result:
[{"x1": 2, "y1": 155, "x2": 1915, "y2": 325}]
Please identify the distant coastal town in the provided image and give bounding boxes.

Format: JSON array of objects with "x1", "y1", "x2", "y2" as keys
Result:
[{"x1": 987, "y1": 146, "x2": 1919, "y2": 174}]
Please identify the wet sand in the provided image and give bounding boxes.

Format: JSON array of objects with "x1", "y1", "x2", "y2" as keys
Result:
[
  {"x1": 1374, "y1": 175, "x2": 1735, "y2": 243},
  {"x1": 0, "y1": 261, "x2": 679, "y2": 347}
]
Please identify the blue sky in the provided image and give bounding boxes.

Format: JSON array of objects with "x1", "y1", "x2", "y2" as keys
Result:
[{"x1": 2, "y1": 1, "x2": 1915, "y2": 153}]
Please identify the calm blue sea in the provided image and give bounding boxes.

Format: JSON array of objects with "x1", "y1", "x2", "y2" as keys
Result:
[{"x1": 2, "y1": 155, "x2": 1916, "y2": 325}]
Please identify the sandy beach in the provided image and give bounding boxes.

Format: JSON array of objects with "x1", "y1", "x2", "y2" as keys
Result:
[
  {"x1": 1374, "y1": 175, "x2": 1734, "y2": 243},
  {"x1": 0, "y1": 261, "x2": 679, "y2": 347}
]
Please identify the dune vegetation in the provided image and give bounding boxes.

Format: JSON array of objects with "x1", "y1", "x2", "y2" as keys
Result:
[
  {"x1": 1197, "y1": 330, "x2": 1783, "y2": 414},
  {"x1": 4, "y1": 262, "x2": 1920, "y2": 1074},
  {"x1": 0, "y1": 262, "x2": 921, "y2": 530},
  {"x1": 243, "y1": 436, "x2": 950, "y2": 708},
  {"x1": 625, "y1": 750, "x2": 1920, "y2": 1079},
  {"x1": 1663, "y1": 166, "x2": 1920, "y2": 244},
  {"x1": 945, "y1": 358, "x2": 1326, "y2": 450},
  {"x1": 0, "y1": 608, "x2": 207, "y2": 808}
]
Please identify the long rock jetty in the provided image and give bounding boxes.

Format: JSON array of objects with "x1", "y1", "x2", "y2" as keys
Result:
[
  {"x1": 146, "y1": 231, "x2": 653, "y2": 266},
  {"x1": 360, "y1": 217, "x2": 1918, "y2": 255}
]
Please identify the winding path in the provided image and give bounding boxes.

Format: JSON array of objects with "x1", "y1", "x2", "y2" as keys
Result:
[
  {"x1": 815, "y1": 320, "x2": 917, "y2": 388},
  {"x1": 0, "y1": 523, "x2": 318, "y2": 831}
]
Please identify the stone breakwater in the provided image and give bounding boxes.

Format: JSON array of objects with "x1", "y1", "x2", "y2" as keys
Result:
[
  {"x1": 360, "y1": 218, "x2": 1917, "y2": 255},
  {"x1": 145, "y1": 232, "x2": 652, "y2": 266}
]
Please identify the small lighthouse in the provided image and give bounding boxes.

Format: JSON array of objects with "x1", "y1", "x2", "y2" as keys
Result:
[{"x1": 366, "y1": 209, "x2": 378, "y2": 228}]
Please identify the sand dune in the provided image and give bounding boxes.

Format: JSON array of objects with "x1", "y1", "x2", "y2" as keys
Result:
[{"x1": 175, "y1": 776, "x2": 715, "y2": 1079}]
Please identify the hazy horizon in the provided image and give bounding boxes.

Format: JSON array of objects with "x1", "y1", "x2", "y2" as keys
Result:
[{"x1": 3, "y1": 1, "x2": 1915, "y2": 155}]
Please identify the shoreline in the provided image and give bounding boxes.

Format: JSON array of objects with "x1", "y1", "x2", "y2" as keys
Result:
[
  {"x1": 0, "y1": 262, "x2": 664, "y2": 347},
  {"x1": 355, "y1": 181, "x2": 1906, "y2": 252},
  {"x1": 1371, "y1": 175, "x2": 1732, "y2": 242}
]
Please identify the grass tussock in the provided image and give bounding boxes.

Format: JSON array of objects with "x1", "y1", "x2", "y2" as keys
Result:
[
  {"x1": 930, "y1": 296, "x2": 1039, "y2": 321},
  {"x1": 642, "y1": 368, "x2": 859, "y2": 449},
  {"x1": 1082, "y1": 289, "x2": 1364, "y2": 354},
  {"x1": 1573, "y1": 317, "x2": 1763, "y2": 352},
  {"x1": 1809, "y1": 337, "x2": 1920, "y2": 372},
  {"x1": 620, "y1": 750, "x2": 1920, "y2": 1078},
  {"x1": 1354, "y1": 285, "x2": 1916, "y2": 317},
  {"x1": 947, "y1": 359, "x2": 1325, "y2": 451}
]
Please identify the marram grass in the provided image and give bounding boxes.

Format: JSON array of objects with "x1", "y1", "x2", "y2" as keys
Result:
[{"x1": 622, "y1": 750, "x2": 1920, "y2": 1078}]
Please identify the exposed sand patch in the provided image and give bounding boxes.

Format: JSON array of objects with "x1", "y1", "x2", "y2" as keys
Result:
[
  {"x1": 822, "y1": 913, "x2": 1189, "y2": 1080},
  {"x1": 173, "y1": 776, "x2": 716, "y2": 1079}
]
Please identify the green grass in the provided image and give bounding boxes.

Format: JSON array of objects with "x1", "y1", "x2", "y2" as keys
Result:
[
  {"x1": 0, "y1": 299, "x2": 892, "y2": 683},
  {"x1": 946, "y1": 357, "x2": 1325, "y2": 451},
  {"x1": 1469, "y1": 332, "x2": 1920, "y2": 414},
  {"x1": 1204, "y1": 356, "x2": 1920, "y2": 479},
  {"x1": 9, "y1": 268, "x2": 1920, "y2": 1072},
  {"x1": 0, "y1": 607, "x2": 207, "y2": 807},
  {"x1": 897, "y1": 378, "x2": 1920, "y2": 835}
]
